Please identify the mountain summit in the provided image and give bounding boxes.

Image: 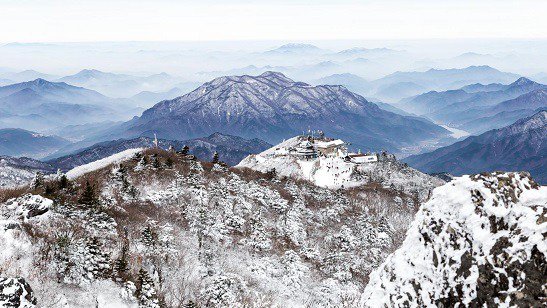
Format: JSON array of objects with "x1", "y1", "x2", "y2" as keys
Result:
[{"x1": 122, "y1": 72, "x2": 449, "y2": 153}]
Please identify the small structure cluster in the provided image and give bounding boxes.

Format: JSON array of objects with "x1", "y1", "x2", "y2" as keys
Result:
[{"x1": 278, "y1": 132, "x2": 378, "y2": 164}]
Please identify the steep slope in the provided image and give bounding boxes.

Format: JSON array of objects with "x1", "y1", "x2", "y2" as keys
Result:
[
  {"x1": 362, "y1": 172, "x2": 546, "y2": 307},
  {"x1": 0, "y1": 128, "x2": 70, "y2": 158},
  {"x1": 120, "y1": 71, "x2": 449, "y2": 153},
  {"x1": 404, "y1": 111, "x2": 547, "y2": 183},
  {"x1": 48, "y1": 133, "x2": 271, "y2": 170}
]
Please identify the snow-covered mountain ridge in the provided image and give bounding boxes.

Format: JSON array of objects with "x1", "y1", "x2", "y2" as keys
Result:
[
  {"x1": 361, "y1": 171, "x2": 547, "y2": 307},
  {"x1": 120, "y1": 71, "x2": 449, "y2": 153},
  {"x1": 0, "y1": 147, "x2": 421, "y2": 306}
]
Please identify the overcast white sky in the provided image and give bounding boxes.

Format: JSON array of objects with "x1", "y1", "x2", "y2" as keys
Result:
[{"x1": 0, "y1": 0, "x2": 545, "y2": 43}]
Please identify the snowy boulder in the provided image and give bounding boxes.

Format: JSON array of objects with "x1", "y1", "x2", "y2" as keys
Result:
[
  {"x1": 3, "y1": 194, "x2": 53, "y2": 220},
  {"x1": 361, "y1": 172, "x2": 547, "y2": 307},
  {"x1": 0, "y1": 276, "x2": 37, "y2": 307}
]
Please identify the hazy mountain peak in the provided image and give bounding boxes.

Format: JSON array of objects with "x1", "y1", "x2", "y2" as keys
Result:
[
  {"x1": 128, "y1": 72, "x2": 448, "y2": 153},
  {"x1": 276, "y1": 43, "x2": 320, "y2": 50},
  {"x1": 74, "y1": 69, "x2": 109, "y2": 77},
  {"x1": 509, "y1": 76, "x2": 537, "y2": 87},
  {"x1": 30, "y1": 78, "x2": 50, "y2": 85}
]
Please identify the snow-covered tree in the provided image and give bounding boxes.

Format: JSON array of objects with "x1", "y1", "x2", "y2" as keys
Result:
[
  {"x1": 30, "y1": 171, "x2": 44, "y2": 189},
  {"x1": 79, "y1": 180, "x2": 97, "y2": 205},
  {"x1": 211, "y1": 152, "x2": 219, "y2": 164},
  {"x1": 136, "y1": 269, "x2": 161, "y2": 308},
  {"x1": 179, "y1": 145, "x2": 190, "y2": 155}
]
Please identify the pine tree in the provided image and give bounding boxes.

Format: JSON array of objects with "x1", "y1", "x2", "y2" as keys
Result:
[
  {"x1": 83, "y1": 237, "x2": 111, "y2": 279},
  {"x1": 180, "y1": 145, "x2": 190, "y2": 155},
  {"x1": 58, "y1": 174, "x2": 69, "y2": 189},
  {"x1": 44, "y1": 184, "x2": 55, "y2": 195},
  {"x1": 136, "y1": 268, "x2": 160, "y2": 308},
  {"x1": 165, "y1": 157, "x2": 174, "y2": 169},
  {"x1": 79, "y1": 180, "x2": 97, "y2": 205},
  {"x1": 212, "y1": 152, "x2": 219, "y2": 164},
  {"x1": 30, "y1": 171, "x2": 44, "y2": 189},
  {"x1": 141, "y1": 224, "x2": 158, "y2": 249},
  {"x1": 114, "y1": 163, "x2": 128, "y2": 181},
  {"x1": 114, "y1": 243, "x2": 129, "y2": 280},
  {"x1": 136, "y1": 155, "x2": 149, "y2": 170},
  {"x1": 151, "y1": 154, "x2": 161, "y2": 169},
  {"x1": 133, "y1": 151, "x2": 143, "y2": 161},
  {"x1": 266, "y1": 168, "x2": 277, "y2": 179}
]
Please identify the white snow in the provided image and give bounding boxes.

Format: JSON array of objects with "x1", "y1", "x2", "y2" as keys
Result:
[
  {"x1": 361, "y1": 172, "x2": 547, "y2": 307},
  {"x1": 66, "y1": 148, "x2": 144, "y2": 179},
  {"x1": 238, "y1": 136, "x2": 443, "y2": 196}
]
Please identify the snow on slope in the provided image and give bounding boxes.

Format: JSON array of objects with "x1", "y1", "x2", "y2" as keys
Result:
[
  {"x1": 66, "y1": 148, "x2": 143, "y2": 179},
  {"x1": 361, "y1": 172, "x2": 547, "y2": 307},
  {"x1": 238, "y1": 136, "x2": 443, "y2": 200},
  {"x1": 0, "y1": 164, "x2": 35, "y2": 188}
]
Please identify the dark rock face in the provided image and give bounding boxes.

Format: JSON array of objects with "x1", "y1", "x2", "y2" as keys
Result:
[
  {"x1": 0, "y1": 277, "x2": 37, "y2": 307},
  {"x1": 121, "y1": 71, "x2": 449, "y2": 152},
  {"x1": 362, "y1": 172, "x2": 547, "y2": 307},
  {"x1": 404, "y1": 111, "x2": 547, "y2": 184}
]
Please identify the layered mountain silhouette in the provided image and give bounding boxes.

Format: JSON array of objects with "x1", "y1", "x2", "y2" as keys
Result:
[
  {"x1": 113, "y1": 72, "x2": 449, "y2": 152},
  {"x1": 373, "y1": 65, "x2": 519, "y2": 100},
  {"x1": 57, "y1": 69, "x2": 187, "y2": 98},
  {"x1": 0, "y1": 79, "x2": 138, "y2": 131},
  {"x1": 404, "y1": 110, "x2": 547, "y2": 183},
  {"x1": 0, "y1": 128, "x2": 70, "y2": 158},
  {"x1": 398, "y1": 77, "x2": 544, "y2": 115}
]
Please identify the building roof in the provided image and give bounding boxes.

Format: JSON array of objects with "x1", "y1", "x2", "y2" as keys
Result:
[
  {"x1": 348, "y1": 153, "x2": 375, "y2": 157},
  {"x1": 315, "y1": 139, "x2": 344, "y2": 148}
]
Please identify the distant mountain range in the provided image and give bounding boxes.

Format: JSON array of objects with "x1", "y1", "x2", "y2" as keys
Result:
[
  {"x1": 372, "y1": 65, "x2": 520, "y2": 102},
  {"x1": 56, "y1": 69, "x2": 188, "y2": 98},
  {"x1": 105, "y1": 71, "x2": 449, "y2": 153},
  {"x1": 265, "y1": 43, "x2": 324, "y2": 55},
  {"x1": 0, "y1": 69, "x2": 59, "y2": 84},
  {"x1": 0, "y1": 78, "x2": 139, "y2": 132},
  {"x1": 404, "y1": 111, "x2": 546, "y2": 183},
  {"x1": 398, "y1": 77, "x2": 546, "y2": 133},
  {"x1": 313, "y1": 73, "x2": 371, "y2": 95},
  {"x1": 0, "y1": 128, "x2": 69, "y2": 158}
]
